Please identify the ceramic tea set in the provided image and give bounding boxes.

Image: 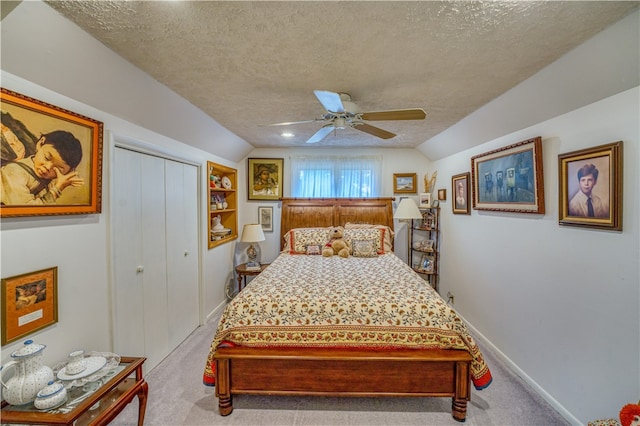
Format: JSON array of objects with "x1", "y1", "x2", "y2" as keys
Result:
[{"x1": 0, "y1": 340, "x2": 109, "y2": 410}]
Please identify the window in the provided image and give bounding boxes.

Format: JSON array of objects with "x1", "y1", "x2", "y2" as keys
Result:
[{"x1": 291, "y1": 155, "x2": 382, "y2": 197}]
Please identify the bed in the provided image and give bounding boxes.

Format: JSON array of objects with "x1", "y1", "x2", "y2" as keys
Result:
[{"x1": 204, "y1": 197, "x2": 492, "y2": 422}]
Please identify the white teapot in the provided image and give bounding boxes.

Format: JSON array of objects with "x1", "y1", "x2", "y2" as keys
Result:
[{"x1": 0, "y1": 340, "x2": 54, "y2": 405}]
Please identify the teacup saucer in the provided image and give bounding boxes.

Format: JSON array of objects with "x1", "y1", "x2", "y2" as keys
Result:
[{"x1": 57, "y1": 356, "x2": 107, "y2": 381}]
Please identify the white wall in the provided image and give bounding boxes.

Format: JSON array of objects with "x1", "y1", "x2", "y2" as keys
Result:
[{"x1": 433, "y1": 88, "x2": 639, "y2": 424}]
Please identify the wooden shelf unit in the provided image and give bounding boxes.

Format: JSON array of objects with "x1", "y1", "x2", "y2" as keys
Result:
[
  {"x1": 409, "y1": 207, "x2": 440, "y2": 292},
  {"x1": 208, "y1": 161, "x2": 238, "y2": 249}
]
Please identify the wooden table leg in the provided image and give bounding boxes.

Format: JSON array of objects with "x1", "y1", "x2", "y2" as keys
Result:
[
  {"x1": 237, "y1": 274, "x2": 243, "y2": 293},
  {"x1": 137, "y1": 380, "x2": 149, "y2": 426}
]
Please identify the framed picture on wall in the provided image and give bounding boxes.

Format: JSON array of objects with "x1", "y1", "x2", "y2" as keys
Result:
[
  {"x1": 258, "y1": 206, "x2": 273, "y2": 232},
  {"x1": 2, "y1": 267, "x2": 58, "y2": 345},
  {"x1": 452, "y1": 172, "x2": 470, "y2": 215},
  {"x1": 248, "y1": 158, "x2": 283, "y2": 201},
  {"x1": 419, "y1": 193, "x2": 431, "y2": 208},
  {"x1": 393, "y1": 173, "x2": 417, "y2": 194},
  {"x1": 0, "y1": 88, "x2": 103, "y2": 217},
  {"x1": 471, "y1": 136, "x2": 545, "y2": 214},
  {"x1": 558, "y1": 141, "x2": 622, "y2": 231}
]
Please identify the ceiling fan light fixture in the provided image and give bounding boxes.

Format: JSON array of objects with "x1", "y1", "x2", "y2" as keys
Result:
[{"x1": 334, "y1": 117, "x2": 347, "y2": 129}]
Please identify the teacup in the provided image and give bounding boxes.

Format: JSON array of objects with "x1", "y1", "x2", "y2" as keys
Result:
[{"x1": 65, "y1": 350, "x2": 87, "y2": 375}]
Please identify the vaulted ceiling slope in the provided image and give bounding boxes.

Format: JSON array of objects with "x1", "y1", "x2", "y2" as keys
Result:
[{"x1": 46, "y1": 1, "x2": 637, "y2": 152}]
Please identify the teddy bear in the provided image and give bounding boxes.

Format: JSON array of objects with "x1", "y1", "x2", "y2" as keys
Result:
[{"x1": 322, "y1": 227, "x2": 350, "y2": 258}]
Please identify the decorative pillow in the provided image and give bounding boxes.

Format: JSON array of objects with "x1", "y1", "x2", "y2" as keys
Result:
[
  {"x1": 305, "y1": 244, "x2": 322, "y2": 255},
  {"x1": 351, "y1": 239, "x2": 378, "y2": 257},
  {"x1": 283, "y1": 227, "x2": 333, "y2": 254},
  {"x1": 344, "y1": 223, "x2": 394, "y2": 253},
  {"x1": 343, "y1": 228, "x2": 385, "y2": 254}
]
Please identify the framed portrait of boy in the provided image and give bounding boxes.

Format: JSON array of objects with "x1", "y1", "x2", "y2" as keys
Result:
[
  {"x1": 248, "y1": 158, "x2": 283, "y2": 201},
  {"x1": 558, "y1": 141, "x2": 622, "y2": 231},
  {"x1": 1, "y1": 89, "x2": 103, "y2": 217},
  {"x1": 452, "y1": 172, "x2": 471, "y2": 215}
]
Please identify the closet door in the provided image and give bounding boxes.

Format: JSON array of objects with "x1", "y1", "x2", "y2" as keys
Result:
[
  {"x1": 139, "y1": 153, "x2": 170, "y2": 369},
  {"x1": 113, "y1": 148, "x2": 169, "y2": 369},
  {"x1": 113, "y1": 148, "x2": 145, "y2": 357},
  {"x1": 165, "y1": 160, "x2": 199, "y2": 348}
]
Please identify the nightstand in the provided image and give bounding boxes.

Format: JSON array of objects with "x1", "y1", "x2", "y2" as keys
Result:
[{"x1": 235, "y1": 263, "x2": 270, "y2": 293}]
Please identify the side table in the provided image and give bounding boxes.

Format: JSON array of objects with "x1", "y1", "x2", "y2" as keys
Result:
[
  {"x1": 0, "y1": 356, "x2": 148, "y2": 426},
  {"x1": 235, "y1": 263, "x2": 270, "y2": 293}
]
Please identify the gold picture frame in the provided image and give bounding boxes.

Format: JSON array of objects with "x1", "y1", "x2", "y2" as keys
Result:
[
  {"x1": 558, "y1": 141, "x2": 622, "y2": 231},
  {"x1": 1, "y1": 88, "x2": 103, "y2": 217},
  {"x1": 1, "y1": 267, "x2": 58, "y2": 345},
  {"x1": 471, "y1": 136, "x2": 545, "y2": 214},
  {"x1": 452, "y1": 172, "x2": 471, "y2": 215},
  {"x1": 393, "y1": 173, "x2": 417, "y2": 194},
  {"x1": 248, "y1": 158, "x2": 283, "y2": 201}
]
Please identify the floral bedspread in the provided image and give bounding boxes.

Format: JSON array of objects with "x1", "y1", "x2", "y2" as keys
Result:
[{"x1": 203, "y1": 253, "x2": 492, "y2": 390}]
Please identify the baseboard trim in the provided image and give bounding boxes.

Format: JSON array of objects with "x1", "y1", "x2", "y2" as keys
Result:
[
  {"x1": 462, "y1": 315, "x2": 582, "y2": 426},
  {"x1": 205, "y1": 300, "x2": 227, "y2": 323}
]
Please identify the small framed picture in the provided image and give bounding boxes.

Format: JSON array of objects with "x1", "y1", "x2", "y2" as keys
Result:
[
  {"x1": 437, "y1": 188, "x2": 447, "y2": 201},
  {"x1": 258, "y1": 206, "x2": 273, "y2": 232},
  {"x1": 558, "y1": 141, "x2": 622, "y2": 230},
  {"x1": 419, "y1": 193, "x2": 431, "y2": 208},
  {"x1": 393, "y1": 173, "x2": 417, "y2": 194},
  {"x1": 417, "y1": 255, "x2": 434, "y2": 273},
  {"x1": 2, "y1": 267, "x2": 58, "y2": 345},
  {"x1": 452, "y1": 172, "x2": 471, "y2": 215}
]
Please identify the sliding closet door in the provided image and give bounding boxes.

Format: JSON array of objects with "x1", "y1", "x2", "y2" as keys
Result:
[
  {"x1": 139, "y1": 153, "x2": 171, "y2": 368},
  {"x1": 112, "y1": 147, "x2": 199, "y2": 371},
  {"x1": 165, "y1": 160, "x2": 199, "y2": 349},
  {"x1": 113, "y1": 148, "x2": 145, "y2": 357}
]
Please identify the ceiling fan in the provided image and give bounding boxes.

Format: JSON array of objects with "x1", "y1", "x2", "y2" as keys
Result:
[{"x1": 264, "y1": 90, "x2": 427, "y2": 144}]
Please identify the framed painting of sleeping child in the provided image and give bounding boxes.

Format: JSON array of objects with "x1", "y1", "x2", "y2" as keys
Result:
[{"x1": 0, "y1": 88, "x2": 103, "y2": 217}]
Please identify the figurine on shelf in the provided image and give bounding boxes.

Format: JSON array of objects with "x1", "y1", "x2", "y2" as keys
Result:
[
  {"x1": 210, "y1": 175, "x2": 221, "y2": 188},
  {"x1": 212, "y1": 215, "x2": 224, "y2": 231}
]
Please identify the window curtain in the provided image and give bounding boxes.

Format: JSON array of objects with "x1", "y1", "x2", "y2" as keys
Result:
[{"x1": 290, "y1": 155, "x2": 382, "y2": 197}]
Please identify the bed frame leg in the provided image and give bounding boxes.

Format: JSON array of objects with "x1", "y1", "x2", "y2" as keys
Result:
[
  {"x1": 219, "y1": 396, "x2": 233, "y2": 416},
  {"x1": 452, "y1": 397, "x2": 467, "y2": 422},
  {"x1": 214, "y1": 358, "x2": 233, "y2": 415}
]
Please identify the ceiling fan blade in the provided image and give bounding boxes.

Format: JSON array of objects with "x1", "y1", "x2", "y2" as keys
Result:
[
  {"x1": 360, "y1": 108, "x2": 426, "y2": 121},
  {"x1": 306, "y1": 125, "x2": 335, "y2": 144},
  {"x1": 352, "y1": 123, "x2": 396, "y2": 139},
  {"x1": 313, "y1": 90, "x2": 345, "y2": 113},
  {"x1": 260, "y1": 119, "x2": 321, "y2": 127}
]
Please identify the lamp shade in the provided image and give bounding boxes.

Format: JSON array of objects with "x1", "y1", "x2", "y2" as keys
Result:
[
  {"x1": 241, "y1": 224, "x2": 265, "y2": 243},
  {"x1": 394, "y1": 198, "x2": 423, "y2": 220}
]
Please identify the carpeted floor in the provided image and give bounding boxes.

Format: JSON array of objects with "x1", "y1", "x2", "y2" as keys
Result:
[{"x1": 110, "y1": 317, "x2": 570, "y2": 425}]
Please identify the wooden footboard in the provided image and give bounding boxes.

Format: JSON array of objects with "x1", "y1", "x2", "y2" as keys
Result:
[{"x1": 213, "y1": 347, "x2": 473, "y2": 422}]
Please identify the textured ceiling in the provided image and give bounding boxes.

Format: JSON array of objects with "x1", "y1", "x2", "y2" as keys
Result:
[{"x1": 46, "y1": 1, "x2": 637, "y2": 150}]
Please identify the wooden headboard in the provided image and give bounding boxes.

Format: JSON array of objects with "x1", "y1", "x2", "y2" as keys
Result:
[{"x1": 280, "y1": 197, "x2": 395, "y2": 250}]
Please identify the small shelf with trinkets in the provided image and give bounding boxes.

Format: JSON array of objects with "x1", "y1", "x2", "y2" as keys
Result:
[
  {"x1": 409, "y1": 206, "x2": 440, "y2": 292},
  {"x1": 208, "y1": 161, "x2": 237, "y2": 249}
]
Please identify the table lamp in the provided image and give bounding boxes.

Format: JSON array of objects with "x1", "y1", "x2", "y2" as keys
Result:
[
  {"x1": 393, "y1": 198, "x2": 423, "y2": 266},
  {"x1": 241, "y1": 224, "x2": 265, "y2": 268}
]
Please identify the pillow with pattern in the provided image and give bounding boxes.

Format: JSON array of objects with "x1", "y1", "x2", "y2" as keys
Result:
[
  {"x1": 351, "y1": 239, "x2": 378, "y2": 257},
  {"x1": 344, "y1": 223, "x2": 394, "y2": 253},
  {"x1": 282, "y1": 227, "x2": 333, "y2": 254},
  {"x1": 343, "y1": 228, "x2": 385, "y2": 254}
]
